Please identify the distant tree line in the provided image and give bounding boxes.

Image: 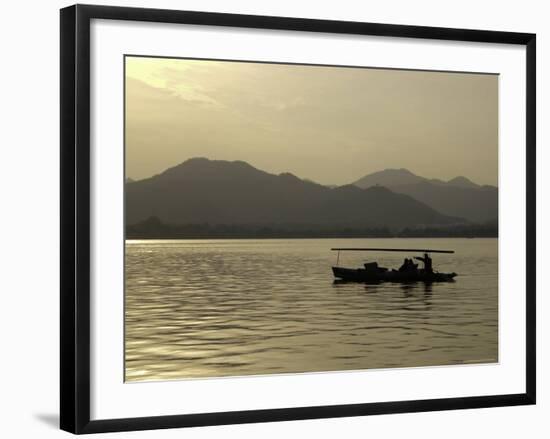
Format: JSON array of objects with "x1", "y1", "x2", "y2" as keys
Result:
[
  {"x1": 397, "y1": 221, "x2": 498, "y2": 238},
  {"x1": 126, "y1": 216, "x2": 498, "y2": 239}
]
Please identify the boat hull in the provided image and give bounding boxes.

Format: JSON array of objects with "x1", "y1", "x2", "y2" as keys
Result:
[{"x1": 332, "y1": 266, "x2": 456, "y2": 283}]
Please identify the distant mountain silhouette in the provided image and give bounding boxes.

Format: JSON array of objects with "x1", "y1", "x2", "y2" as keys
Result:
[
  {"x1": 303, "y1": 178, "x2": 338, "y2": 189},
  {"x1": 353, "y1": 169, "x2": 497, "y2": 223},
  {"x1": 446, "y1": 176, "x2": 480, "y2": 189},
  {"x1": 353, "y1": 168, "x2": 426, "y2": 188},
  {"x1": 126, "y1": 158, "x2": 461, "y2": 231}
]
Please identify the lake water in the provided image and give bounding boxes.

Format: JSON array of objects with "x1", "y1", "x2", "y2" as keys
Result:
[{"x1": 125, "y1": 238, "x2": 498, "y2": 382}]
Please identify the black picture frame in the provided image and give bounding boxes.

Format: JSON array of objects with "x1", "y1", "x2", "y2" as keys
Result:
[{"x1": 60, "y1": 4, "x2": 536, "y2": 434}]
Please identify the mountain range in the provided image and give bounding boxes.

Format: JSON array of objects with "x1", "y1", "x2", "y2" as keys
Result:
[
  {"x1": 353, "y1": 168, "x2": 497, "y2": 223},
  {"x1": 126, "y1": 158, "x2": 463, "y2": 231}
]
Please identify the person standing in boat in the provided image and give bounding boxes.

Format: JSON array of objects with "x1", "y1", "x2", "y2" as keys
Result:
[{"x1": 415, "y1": 253, "x2": 433, "y2": 273}]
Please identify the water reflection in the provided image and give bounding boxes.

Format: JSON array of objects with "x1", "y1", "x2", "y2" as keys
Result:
[{"x1": 125, "y1": 238, "x2": 498, "y2": 381}]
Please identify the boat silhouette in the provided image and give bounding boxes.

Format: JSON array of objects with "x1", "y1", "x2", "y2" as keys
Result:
[{"x1": 331, "y1": 247, "x2": 457, "y2": 283}]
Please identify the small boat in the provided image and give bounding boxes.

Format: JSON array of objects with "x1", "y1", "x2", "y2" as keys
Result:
[{"x1": 331, "y1": 247, "x2": 457, "y2": 283}]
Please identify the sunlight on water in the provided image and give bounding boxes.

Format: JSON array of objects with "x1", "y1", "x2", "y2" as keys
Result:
[{"x1": 125, "y1": 238, "x2": 498, "y2": 382}]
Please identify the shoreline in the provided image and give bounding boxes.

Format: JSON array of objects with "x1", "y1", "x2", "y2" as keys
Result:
[{"x1": 125, "y1": 235, "x2": 498, "y2": 241}]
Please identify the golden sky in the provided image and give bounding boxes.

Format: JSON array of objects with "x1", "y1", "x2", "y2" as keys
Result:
[{"x1": 125, "y1": 56, "x2": 498, "y2": 186}]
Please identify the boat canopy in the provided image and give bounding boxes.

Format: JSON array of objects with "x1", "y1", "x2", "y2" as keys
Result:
[{"x1": 330, "y1": 248, "x2": 454, "y2": 254}]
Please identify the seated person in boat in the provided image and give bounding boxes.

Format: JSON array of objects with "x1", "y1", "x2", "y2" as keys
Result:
[{"x1": 398, "y1": 258, "x2": 418, "y2": 272}]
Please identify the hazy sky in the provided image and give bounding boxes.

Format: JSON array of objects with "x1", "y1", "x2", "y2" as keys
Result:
[{"x1": 125, "y1": 56, "x2": 498, "y2": 186}]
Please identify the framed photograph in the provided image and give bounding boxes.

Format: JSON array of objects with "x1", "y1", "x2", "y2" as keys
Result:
[{"x1": 60, "y1": 4, "x2": 536, "y2": 434}]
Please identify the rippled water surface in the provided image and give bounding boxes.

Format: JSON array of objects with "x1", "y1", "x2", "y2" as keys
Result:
[{"x1": 125, "y1": 238, "x2": 498, "y2": 381}]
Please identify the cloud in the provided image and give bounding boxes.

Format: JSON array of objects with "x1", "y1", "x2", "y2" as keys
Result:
[{"x1": 125, "y1": 57, "x2": 498, "y2": 186}]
